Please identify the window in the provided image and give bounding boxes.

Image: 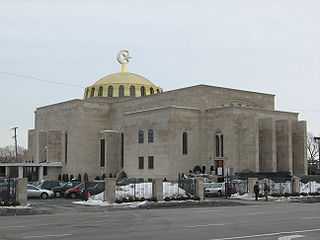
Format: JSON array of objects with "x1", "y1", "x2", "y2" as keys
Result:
[
  {"x1": 100, "y1": 139, "x2": 105, "y2": 167},
  {"x1": 215, "y1": 135, "x2": 220, "y2": 157},
  {"x1": 119, "y1": 85, "x2": 124, "y2": 97},
  {"x1": 98, "y1": 86, "x2": 103, "y2": 96},
  {"x1": 138, "y1": 130, "x2": 144, "y2": 143},
  {"x1": 221, "y1": 135, "x2": 224, "y2": 157},
  {"x1": 182, "y1": 132, "x2": 188, "y2": 154},
  {"x1": 43, "y1": 167, "x2": 47, "y2": 176},
  {"x1": 108, "y1": 86, "x2": 113, "y2": 97},
  {"x1": 65, "y1": 133, "x2": 68, "y2": 164},
  {"x1": 215, "y1": 133, "x2": 224, "y2": 157},
  {"x1": 150, "y1": 87, "x2": 154, "y2": 95},
  {"x1": 90, "y1": 88, "x2": 95, "y2": 97},
  {"x1": 121, "y1": 133, "x2": 124, "y2": 168},
  {"x1": 138, "y1": 157, "x2": 144, "y2": 169},
  {"x1": 140, "y1": 86, "x2": 146, "y2": 96},
  {"x1": 130, "y1": 85, "x2": 135, "y2": 96},
  {"x1": 148, "y1": 156, "x2": 154, "y2": 169},
  {"x1": 148, "y1": 129, "x2": 154, "y2": 142},
  {"x1": 85, "y1": 89, "x2": 89, "y2": 98}
]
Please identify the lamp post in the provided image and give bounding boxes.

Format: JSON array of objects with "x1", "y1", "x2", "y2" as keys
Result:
[{"x1": 314, "y1": 137, "x2": 320, "y2": 173}]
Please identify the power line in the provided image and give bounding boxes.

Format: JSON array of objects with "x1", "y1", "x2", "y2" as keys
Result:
[{"x1": 0, "y1": 70, "x2": 84, "y2": 88}]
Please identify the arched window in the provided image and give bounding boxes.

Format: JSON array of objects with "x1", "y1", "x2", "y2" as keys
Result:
[
  {"x1": 108, "y1": 86, "x2": 113, "y2": 97},
  {"x1": 138, "y1": 130, "x2": 144, "y2": 143},
  {"x1": 119, "y1": 85, "x2": 124, "y2": 97},
  {"x1": 98, "y1": 86, "x2": 103, "y2": 96},
  {"x1": 182, "y1": 132, "x2": 188, "y2": 154},
  {"x1": 90, "y1": 88, "x2": 95, "y2": 97},
  {"x1": 157, "y1": 89, "x2": 160, "y2": 93},
  {"x1": 215, "y1": 135, "x2": 220, "y2": 157},
  {"x1": 221, "y1": 135, "x2": 224, "y2": 157},
  {"x1": 130, "y1": 85, "x2": 135, "y2": 96},
  {"x1": 215, "y1": 133, "x2": 224, "y2": 157},
  {"x1": 150, "y1": 87, "x2": 154, "y2": 95},
  {"x1": 140, "y1": 86, "x2": 146, "y2": 96},
  {"x1": 148, "y1": 129, "x2": 154, "y2": 142},
  {"x1": 85, "y1": 89, "x2": 89, "y2": 98}
]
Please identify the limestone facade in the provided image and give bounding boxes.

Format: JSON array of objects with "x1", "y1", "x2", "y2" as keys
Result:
[{"x1": 27, "y1": 84, "x2": 307, "y2": 180}]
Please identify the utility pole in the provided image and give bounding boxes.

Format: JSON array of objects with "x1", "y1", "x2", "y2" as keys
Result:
[{"x1": 12, "y1": 127, "x2": 18, "y2": 162}]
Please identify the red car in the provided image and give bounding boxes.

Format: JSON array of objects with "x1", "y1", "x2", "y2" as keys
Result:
[{"x1": 64, "y1": 182, "x2": 104, "y2": 199}]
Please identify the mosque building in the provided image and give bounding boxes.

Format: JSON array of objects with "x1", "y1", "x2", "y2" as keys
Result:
[{"x1": 1, "y1": 50, "x2": 307, "y2": 181}]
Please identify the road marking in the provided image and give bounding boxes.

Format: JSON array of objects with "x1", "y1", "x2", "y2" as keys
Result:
[
  {"x1": 208, "y1": 228, "x2": 320, "y2": 240},
  {"x1": 23, "y1": 234, "x2": 72, "y2": 239},
  {"x1": 0, "y1": 225, "x2": 26, "y2": 229},
  {"x1": 196, "y1": 210, "x2": 223, "y2": 213},
  {"x1": 302, "y1": 216, "x2": 320, "y2": 219},
  {"x1": 278, "y1": 235, "x2": 305, "y2": 240},
  {"x1": 247, "y1": 211, "x2": 267, "y2": 215},
  {"x1": 187, "y1": 223, "x2": 225, "y2": 228}
]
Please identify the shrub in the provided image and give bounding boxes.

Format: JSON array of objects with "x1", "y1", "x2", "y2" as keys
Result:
[
  {"x1": 164, "y1": 197, "x2": 171, "y2": 201},
  {"x1": 95, "y1": 176, "x2": 101, "y2": 180}
]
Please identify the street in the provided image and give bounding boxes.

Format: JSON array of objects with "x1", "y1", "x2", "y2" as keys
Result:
[{"x1": 0, "y1": 200, "x2": 320, "y2": 240}]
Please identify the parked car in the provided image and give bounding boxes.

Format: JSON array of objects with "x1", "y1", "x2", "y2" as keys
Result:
[
  {"x1": 52, "y1": 182, "x2": 82, "y2": 198},
  {"x1": 27, "y1": 184, "x2": 54, "y2": 199},
  {"x1": 204, "y1": 182, "x2": 225, "y2": 197},
  {"x1": 116, "y1": 178, "x2": 144, "y2": 186},
  {"x1": 65, "y1": 181, "x2": 105, "y2": 199},
  {"x1": 34, "y1": 180, "x2": 65, "y2": 191}
]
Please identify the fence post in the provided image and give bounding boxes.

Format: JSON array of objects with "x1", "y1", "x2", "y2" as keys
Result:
[
  {"x1": 195, "y1": 177, "x2": 204, "y2": 200},
  {"x1": 16, "y1": 178, "x2": 28, "y2": 206},
  {"x1": 104, "y1": 178, "x2": 116, "y2": 203},
  {"x1": 247, "y1": 178, "x2": 258, "y2": 196},
  {"x1": 153, "y1": 179, "x2": 163, "y2": 201},
  {"x1": 291, "y1": 176, "x2": 301, "y2": 194}
]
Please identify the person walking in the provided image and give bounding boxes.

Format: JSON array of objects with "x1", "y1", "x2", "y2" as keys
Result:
[
  {"x1": 264, "y1": 183, "x2": 270, "y2": 201},
  {"x1": 254, "y1": 181, "x2": 260, "y2": 201}
]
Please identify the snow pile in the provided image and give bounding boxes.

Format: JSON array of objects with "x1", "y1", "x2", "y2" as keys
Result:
[
  {"x1": 163, "y1": 182, "x2": 188, "y2": 198},
  {"x1": 229, "y1": 193, "x2": 254, "y2": 200}
]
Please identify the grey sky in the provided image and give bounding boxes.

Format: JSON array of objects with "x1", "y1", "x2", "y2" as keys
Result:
[{"x1": 0, "y1": 0, "x2": 319, "y2": 148}]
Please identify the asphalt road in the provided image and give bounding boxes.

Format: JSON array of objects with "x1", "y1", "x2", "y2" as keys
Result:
[{"x1": 0, "y1": 200, "x2": 320, "y2": 240}]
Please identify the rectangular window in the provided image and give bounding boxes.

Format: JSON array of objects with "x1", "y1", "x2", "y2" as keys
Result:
[
  {"x1": 100, "y1": 139, "x2": 105, "y2": 167},
  {"x1": 43, "y1": 167, "x2": 47, "y2": 176},
  {"x1": 148, "y1": 156, "x2": 154, "y2": 169},
  {"x1": 65, "y1": 133, "x2": 68, "y2": 164},
  {"x1": 138, "y1": 157, "x2": 144, "y2": 169}
]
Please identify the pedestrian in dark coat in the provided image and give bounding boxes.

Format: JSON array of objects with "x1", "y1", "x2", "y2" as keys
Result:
[{"x1": 254, "y1": 181, "x2": 260, "y2": 201}]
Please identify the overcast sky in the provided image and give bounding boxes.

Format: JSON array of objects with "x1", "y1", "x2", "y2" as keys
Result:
[{"x1": 0, "y1": 0, "x2": 319, "y2": 148}]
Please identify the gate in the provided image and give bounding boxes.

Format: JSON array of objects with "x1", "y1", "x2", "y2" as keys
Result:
[{"x1": 0, "y1": 177, "x2": 17, "y2": 206}]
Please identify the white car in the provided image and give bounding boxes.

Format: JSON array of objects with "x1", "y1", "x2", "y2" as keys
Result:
[
  {"x1": 204, "y1": 182, "x2": 225, "y2": 196},
  {"x1": 27, "y1": 184, "x2": 54, "y2": 199}
]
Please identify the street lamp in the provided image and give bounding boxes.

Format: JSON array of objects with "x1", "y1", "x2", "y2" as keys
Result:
[{"x1": 314, "y1": 137, "x2": 320, "y2": 173}]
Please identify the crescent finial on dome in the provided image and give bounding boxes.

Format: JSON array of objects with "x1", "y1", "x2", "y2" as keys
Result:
[{"x1": 116, "y1": 50, "x2": 132, "y2": 72}]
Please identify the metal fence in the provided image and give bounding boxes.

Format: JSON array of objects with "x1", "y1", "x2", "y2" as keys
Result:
[
  {"x1": 229, "y1": 178, "x2": 320, "y2": 196},
  {"x1": 0, "y1": 177, "x2": 17, "y2": 206},
  {"x1": 116, "y1": 181, "x2": 153, "y2": 201},
  {"x1": 164, "y1": 179, "x2": 195, "y2": 199},
  {"x1": 115, "y1": 179, "x2": 196, "y2": 202}
]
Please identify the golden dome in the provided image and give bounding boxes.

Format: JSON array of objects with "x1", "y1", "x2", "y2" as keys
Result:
[
  {"x1": 94, "y1": 72, "x2": 155, "y2": 86},
  {"x1": 84, "y1": 50, "x2": 163, "y2": 99},
  {"x1": 84, "y1": 71, "x2": 163, "y2": 99}
]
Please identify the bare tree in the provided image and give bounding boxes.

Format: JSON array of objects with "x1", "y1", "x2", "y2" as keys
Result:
[
  {"x1": 0, "y1": 145, "x2": 27, "y2": 163},
  {"x1": 307, "y1": 133, "x2": 319, "y2": 162}
]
